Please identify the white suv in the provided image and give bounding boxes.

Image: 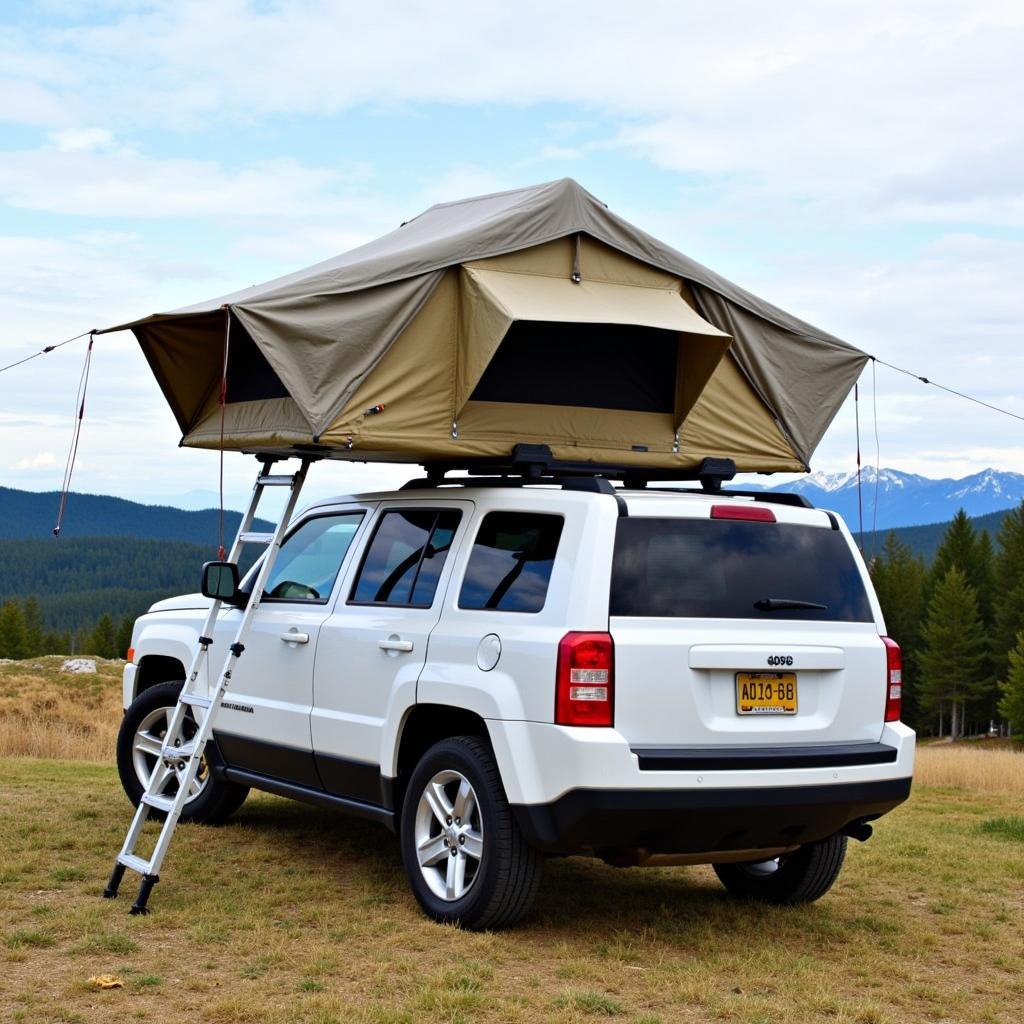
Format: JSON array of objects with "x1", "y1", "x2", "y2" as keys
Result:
[{"x1": 119, "y1": 481, "x2": 914, "y2": 928}]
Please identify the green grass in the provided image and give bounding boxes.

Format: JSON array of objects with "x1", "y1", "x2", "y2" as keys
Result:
[
  {"x1": 1, "y1": 756, "x2": 1022, "y2": 1024},
  {"x1": 977, "y1": 816, "x2": 1024, "y2": 842}
]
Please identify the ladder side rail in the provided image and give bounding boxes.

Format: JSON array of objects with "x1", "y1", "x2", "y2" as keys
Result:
[
  {"x1": 106, "y1": 457, "x2": 313, "y2": 910},
  {"x1": 223, "y1": 456, "x2": 279, "y2": 565},
  {"x1": 152, "y1": 462, "x2": 278, "y2": 763},
  {"x1": 142, "y1": 459, "x2": 312, "y2": 879}
]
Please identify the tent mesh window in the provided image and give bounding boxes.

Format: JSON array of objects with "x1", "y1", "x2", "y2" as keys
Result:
[
  {"x1": 226, "y1": 323, "x2": 290, "y2": 404},
  {"x1": 470, "y1": 320, "x2": 679, "y2": 413}
]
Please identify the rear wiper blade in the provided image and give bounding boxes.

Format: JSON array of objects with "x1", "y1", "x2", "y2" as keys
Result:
[{"x1": 754, "y1": 598, "x2": 828, "y2": 612}]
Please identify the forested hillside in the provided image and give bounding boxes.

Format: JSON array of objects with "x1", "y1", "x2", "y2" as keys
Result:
[
  {"x1": 860, "y1": 508, "x2": 1010, "y2": 563},
  {"x1": 0, "y1": 537, "x2": 211, "y2": 630},
  {"x1": 0, "y1": 486, "x2": 271, "y2": 542}
]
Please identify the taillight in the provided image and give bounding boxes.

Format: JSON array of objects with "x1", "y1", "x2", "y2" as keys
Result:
[
  {"x1": 555, "y1": 632, "x2": 614, "y2": 727},
  {"x1": 710, "y1": 504, "x2": 776, "y2": 522},
  {"x1": 126, "y1": 647, "x2": 135, "y2": 664},
  {"x1": 882, "y1": 637, "x2": 902, "y2": 722}
]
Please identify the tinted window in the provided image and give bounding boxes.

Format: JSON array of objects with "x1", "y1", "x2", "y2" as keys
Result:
[
  {"x1": 611, "y1": 517, "x2": 872, "y2": 621},
  {"x1": 263, "y1": 513, "x2": 363, "y2": 602},
  {"x1": 459, "y1": 512, "x2": 564, "y2": 613},
  {"x1": 351, "y1": 509, "x2": 462, "y2": 607}
]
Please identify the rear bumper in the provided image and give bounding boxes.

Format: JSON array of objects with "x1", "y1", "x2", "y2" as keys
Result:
[
  {"x1": 487, "y1": 719, "x2": 915, "y2": 855},
  {"x1": 511, "y1": 776, "x2": 912, "y2": 854}
]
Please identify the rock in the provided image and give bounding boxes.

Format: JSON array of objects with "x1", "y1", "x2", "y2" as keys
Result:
[{"x1": 61, "y1": 658, "x2": 97, "y2": 674}]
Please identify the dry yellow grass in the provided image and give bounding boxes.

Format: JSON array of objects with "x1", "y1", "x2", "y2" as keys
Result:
[
  {"x1": 915, "y1": 742, "x2": 1024, "y2": 795},
  {"x1": 0, "y1": 657, "x2": 123, "y2": 761}
]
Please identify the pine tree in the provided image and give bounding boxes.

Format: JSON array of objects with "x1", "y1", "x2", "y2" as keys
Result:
[
  {"x1": 116, "y1": 616, "x2": 134, "y2": 660},
  {"x1": 973, "y1": 531, "x2": 996, "y2": 627},
  {"x1": 993, "y1": 501, "x2": 1024, "y2": 690},
  {"x1": 998, "y1": 631, "x2": 1024, "y2": 735},
  {"x1": 21, "y1": 597, "x2": 45, "y2": 658},
  {"x1": 0, "y1": 601, "x2": 28, "y2": 660},
  {"x1": 871, "y1": 532, "x2": 927, "y2": 730},
  {"x1": 930, "y1": 510, "x2": 978, "y2": 591},
  {"x1": 918, "y1": 567, "x2": 988, "y2": 740},
  {"x1": 88, "y1": 614, "x2": 118, "y2": 659},
  {"x1": 928, "y1": 510, "x2": 1000, "y2": 732}
]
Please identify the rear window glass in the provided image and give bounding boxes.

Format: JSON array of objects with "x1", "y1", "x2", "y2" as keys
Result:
[
  {"x1": 611, "y1": 517, "x2": 872, "y2": 621},
  {"x1": 459, "y1": 512, "x2": 564, "y2": 613},
  {"x1": 351, "y1": 509, "x2": 461, "y2": 607}
]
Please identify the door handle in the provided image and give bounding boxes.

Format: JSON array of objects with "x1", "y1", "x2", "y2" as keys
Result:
[
  {"x1": 379, "y1": 638, "x2": 414, "y2": 653},
  {"x1": 280, "y1": 631, "x2": 310, "y2": 645}
]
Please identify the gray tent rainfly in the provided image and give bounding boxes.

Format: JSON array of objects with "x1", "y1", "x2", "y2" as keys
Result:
[{"x1": 99, "y1": 178, "x2": 867, "y2": 473}]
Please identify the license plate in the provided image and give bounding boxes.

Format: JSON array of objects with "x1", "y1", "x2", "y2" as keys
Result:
[{"x1": 736, "y1": 672, "x2": 798, "y2": 715}]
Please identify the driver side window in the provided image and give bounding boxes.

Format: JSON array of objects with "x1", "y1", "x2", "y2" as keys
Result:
[{"x1": 262, "y1": 513, "x2": 364, "y2": 603}]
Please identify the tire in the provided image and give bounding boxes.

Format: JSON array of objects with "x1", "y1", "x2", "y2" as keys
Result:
[
  {"x1": 399, "y1": 735, "x2": 543, "y2": 930},
  {"x1": 713, "y1": 833, "x2": 848, "y2": 905},
  {"x1": 116, "y1": 681, "x2": 249, "y2": 825}
]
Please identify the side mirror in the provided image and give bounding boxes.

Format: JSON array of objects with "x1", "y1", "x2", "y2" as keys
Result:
[{"x1": 201, "y1": 561, "x2": 241, "y2": 604}]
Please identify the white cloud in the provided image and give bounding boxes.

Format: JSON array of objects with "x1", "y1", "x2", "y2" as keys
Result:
[
  {"x1": 2, "y1": 2, "x2": 1023, "y2": 223},
  {"x1": 13, "y1": 451, "x2": 56, "y2": 470},
  {"x1": 0, "y1": 147, "x2": 369, "y2": 219},
  {"x1": 47, "y1": 127, "x2": 115, "y2": 153}
]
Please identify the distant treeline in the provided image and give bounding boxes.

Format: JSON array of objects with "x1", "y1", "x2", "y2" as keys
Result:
[
  {"x1": 0, "y1": 598, "x2": 132, "y2": 660},
  {"x1": 0, "y1": 537, "x2": 256, "y2": 633},
  {"x1": 871, "y1": 502, "x2": 1024, "y2": 739}
]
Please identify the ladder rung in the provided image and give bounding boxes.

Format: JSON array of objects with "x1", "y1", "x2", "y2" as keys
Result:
[
  {"x1": 239, "y1": 532, "x2": 275, "y2": 545},
  {"x1": 118, "y1": 853, "x2": 153, "y2": 875},
  {"x1": 141, "y1": 793, "x2": 176, "y2": 813},
  {"x1": 180, "y1": 692, "x2": 212, "y2": 709},
  {"x1": 257, "y1": 474, "x2": 296, "y2": 486}
]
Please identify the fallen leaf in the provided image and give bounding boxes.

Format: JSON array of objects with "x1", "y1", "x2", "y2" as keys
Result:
[{"x1": 87, "y1": 975, "x2": 124, "y2": 990}]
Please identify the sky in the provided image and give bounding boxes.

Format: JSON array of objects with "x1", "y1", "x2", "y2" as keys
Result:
[{"x1": 1, "y1": 0, "x2": 1023, "y2": 513}]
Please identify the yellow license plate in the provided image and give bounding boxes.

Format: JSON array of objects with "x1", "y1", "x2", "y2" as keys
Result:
[{"x1": 736, "y1": 672, "x2": 798, "y2": 715}]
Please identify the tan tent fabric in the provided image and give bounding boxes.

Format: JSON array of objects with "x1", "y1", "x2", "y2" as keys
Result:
[
  {"x1": 455, "y1": 266, "x2": 730, "y2": 420},
  {"x1": 99, "y1": 179, "x2": 868, "y2": 472}
]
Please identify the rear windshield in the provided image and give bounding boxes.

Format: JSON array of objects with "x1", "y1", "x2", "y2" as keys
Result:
[{"x1": 611, "y1": 517, "x2": 873, "y2": 621}]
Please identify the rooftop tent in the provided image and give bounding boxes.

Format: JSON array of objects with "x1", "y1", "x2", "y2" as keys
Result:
[{"x1": 100, "y1": 179, "x2": 868, "y2": 473}]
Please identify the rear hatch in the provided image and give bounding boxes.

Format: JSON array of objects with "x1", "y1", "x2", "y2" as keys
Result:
[{"x1": 610, "y1": 497, "x2": 886, "y2": 748}]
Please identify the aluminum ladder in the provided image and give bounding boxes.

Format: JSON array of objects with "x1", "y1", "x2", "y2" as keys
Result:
[{"x1": 103, "y1": 456, "x2": 312, "y2": 914}]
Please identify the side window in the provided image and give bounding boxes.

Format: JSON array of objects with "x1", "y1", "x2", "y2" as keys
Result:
[
  {"x1": 351, "y1": 509, "x2": 462, "y2": 607},
  {"x1": 263, "y1": 513, "x2": 364, "y2": 603},
  {"x1": 458, "y1": 512, "x2": 564, "y2": 613}
]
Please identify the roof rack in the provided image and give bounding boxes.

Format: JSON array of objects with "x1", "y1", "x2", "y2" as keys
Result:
[
  {"x1": 402, "y1": 444, "x2": 813, "y2": 510},
  {"x1": 404, "y1": 445, "x2": 738, "y2": 491},
  {"x1": 643, "y1": 486, "x2": 814, "y2": 509}
]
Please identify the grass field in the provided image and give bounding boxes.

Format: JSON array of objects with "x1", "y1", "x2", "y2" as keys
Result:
[{"x1": 1, "y1": 661, "x2": 1023, "y2": 1024}]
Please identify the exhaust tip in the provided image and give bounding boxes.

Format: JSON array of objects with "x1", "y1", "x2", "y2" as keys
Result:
[{"x1": 843, "y1": 821, "x2": 874, "y2": 843}]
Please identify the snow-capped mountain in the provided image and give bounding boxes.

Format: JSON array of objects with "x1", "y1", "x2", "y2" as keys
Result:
[{"x1": 744, "y1": 468, "x2": 1024, "y2": 529}]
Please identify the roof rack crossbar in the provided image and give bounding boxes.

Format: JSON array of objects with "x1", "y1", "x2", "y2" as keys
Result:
[{"x1": 409, "y1": 444, "x2": 738, "y2": 489}]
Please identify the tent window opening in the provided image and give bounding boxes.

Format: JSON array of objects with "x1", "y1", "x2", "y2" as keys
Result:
[
  {"x1": 470, "y1": 320, "x2": 678, "y2": 413},
  {"x1": 225, "y1": 321, "x2": 291, "y2": 403}
]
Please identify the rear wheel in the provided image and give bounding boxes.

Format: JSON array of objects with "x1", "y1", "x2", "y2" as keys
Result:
[
  {"x1": 400, "y1": 735, "x2": 543, "y2": 929},
  {"x1": 713, "y1": 833, "x2": 848, "y2": 905},
  {"x1": 116, "y1": 681, "x2": 249, "y2": 825}
]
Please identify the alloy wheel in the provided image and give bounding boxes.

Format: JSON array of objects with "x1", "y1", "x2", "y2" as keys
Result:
[{"x1": 413, "y1": 769, "x2": 484, "y2": 901}]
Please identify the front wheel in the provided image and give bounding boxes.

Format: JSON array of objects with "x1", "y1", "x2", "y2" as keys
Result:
[
  {"x1": 400, "y1": 735, "x2": 543, "y2": 929},
  {"x1": 116, "y1": 681, "x2": 249, "y2": 825},
  {"x1": 713, "y1": 833, "x2": 848, "y2": 905}
]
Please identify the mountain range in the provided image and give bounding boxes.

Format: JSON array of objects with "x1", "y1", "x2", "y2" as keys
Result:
[{"x1": 747, "y1": 467, "x2": 1024, "y2": 530}]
